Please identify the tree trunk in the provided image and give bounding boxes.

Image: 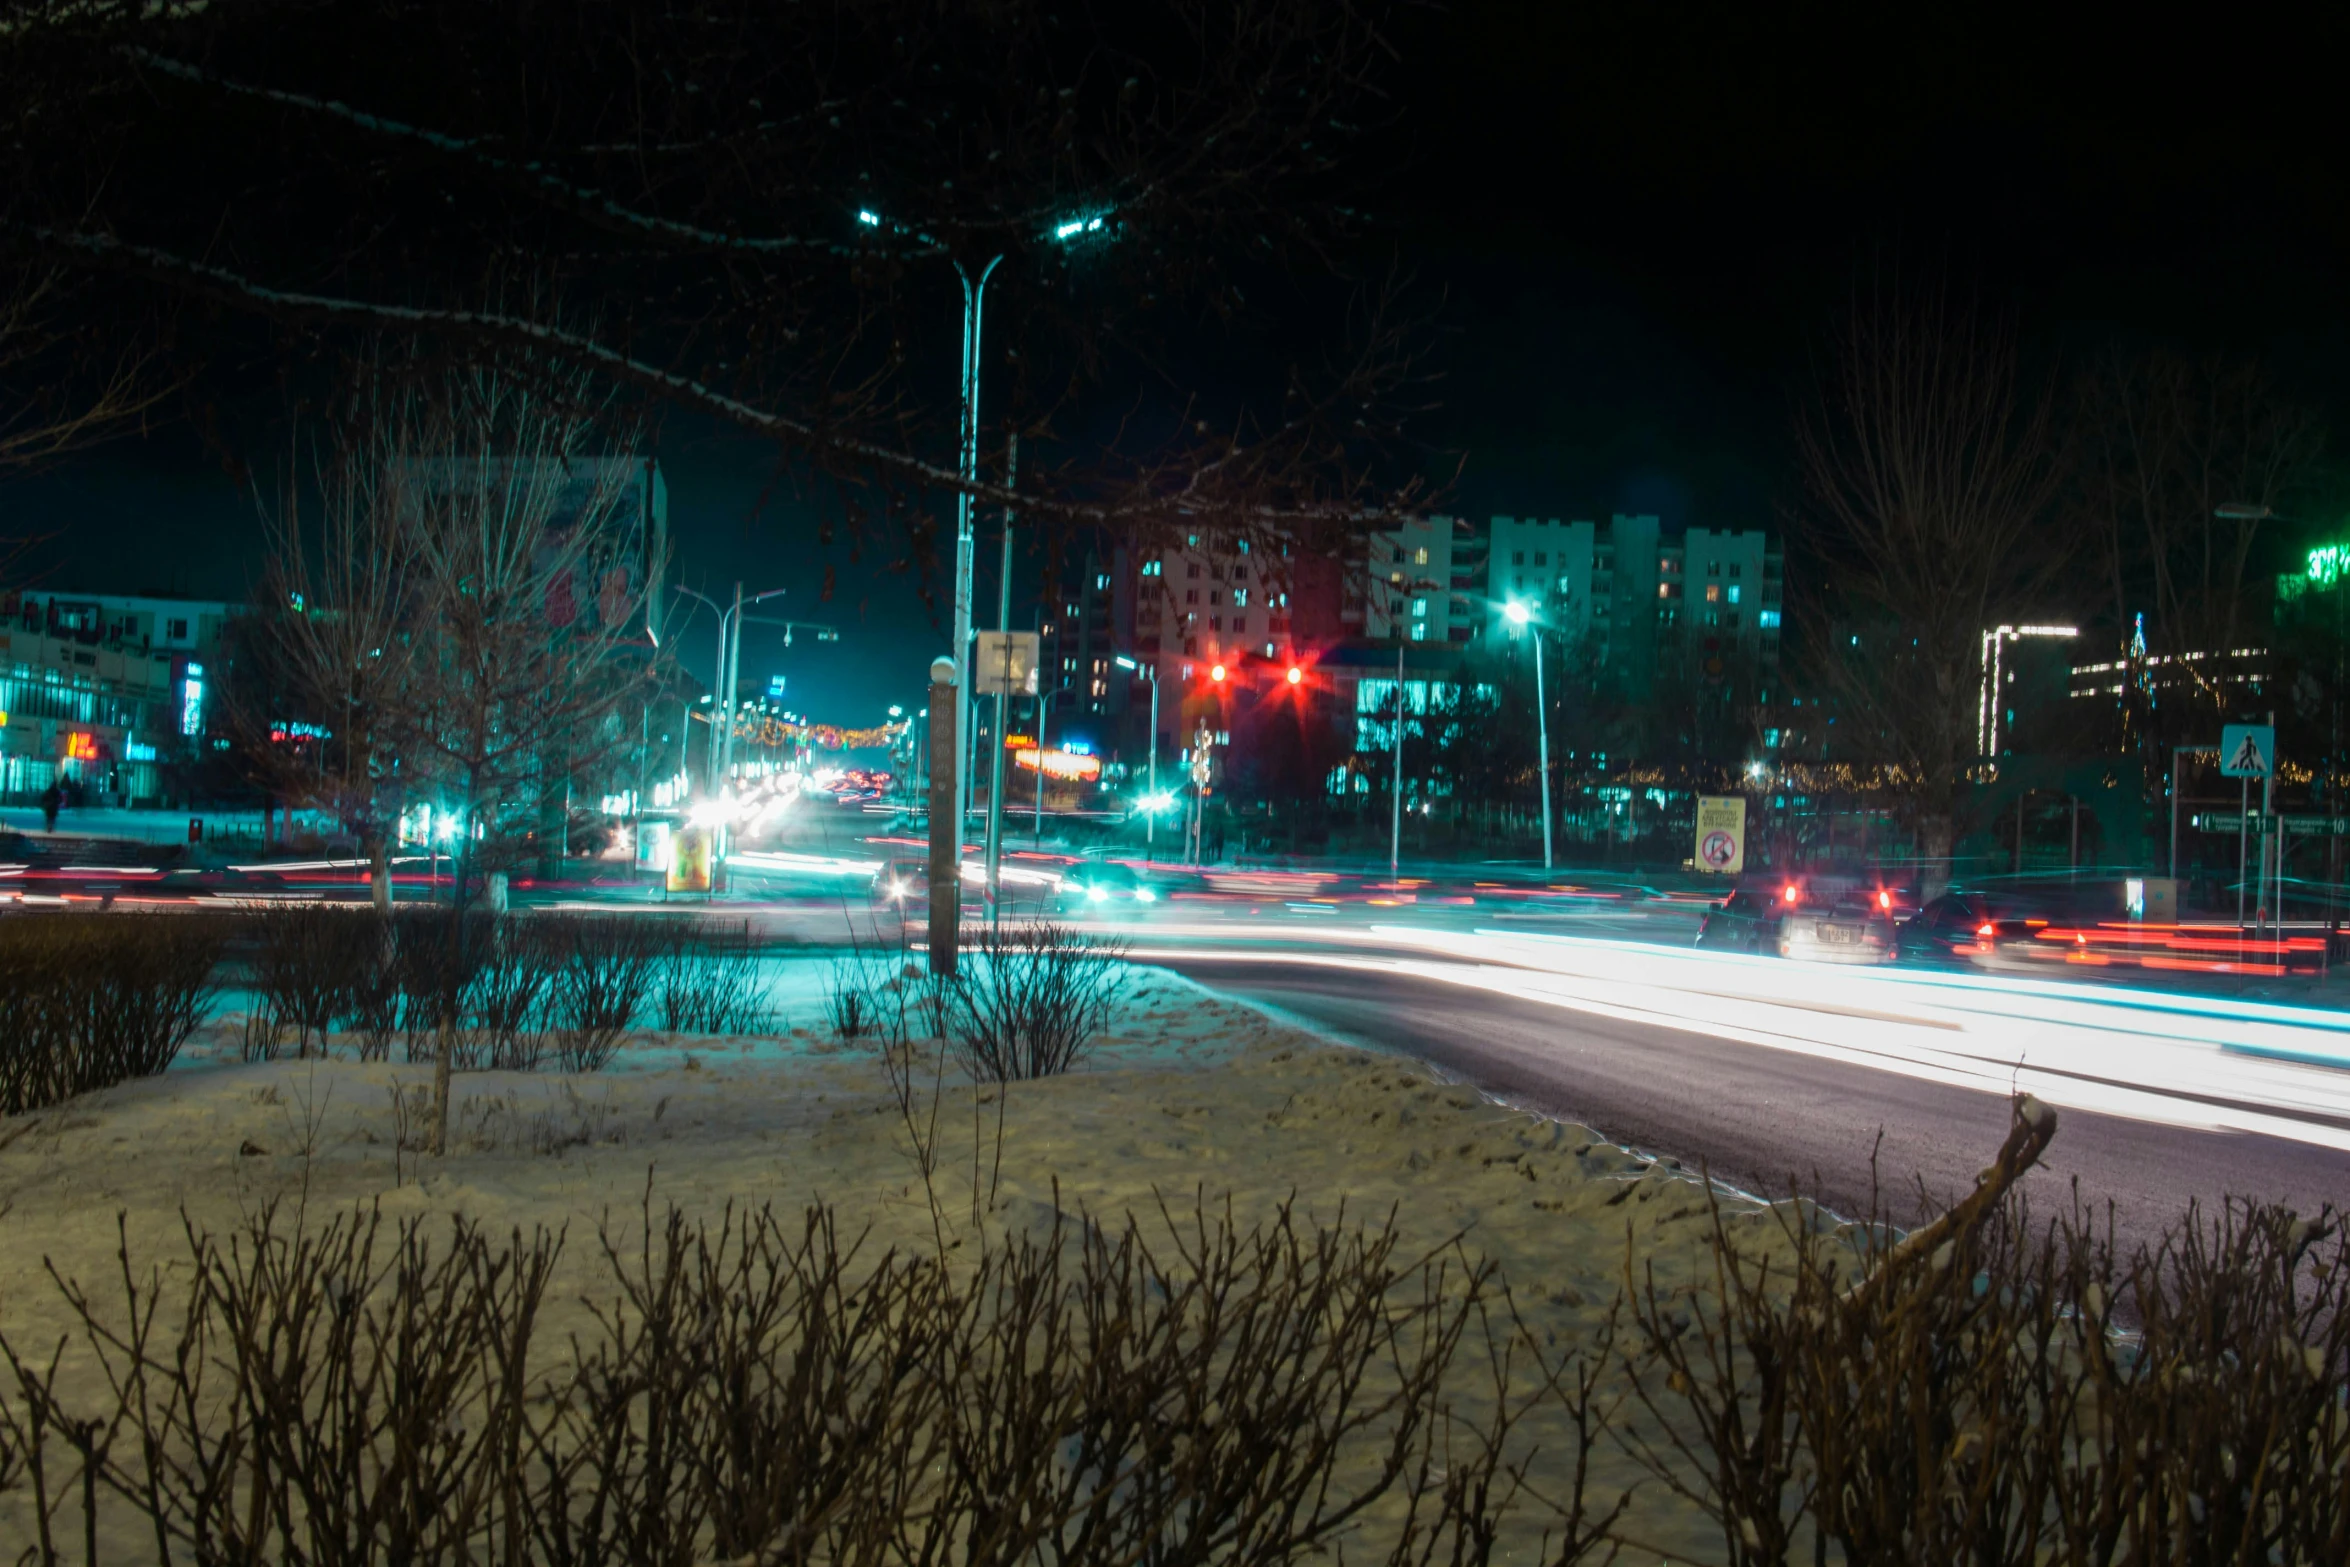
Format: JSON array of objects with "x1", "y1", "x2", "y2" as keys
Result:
[
  {"x1": 431, "y1": 769, "x2": 482, "y2": 1159},
  {"x1": 1919, "y1": 812, "x2": 1955, "y2": 899},
  {"x1": 368, "y1": 832, "x2": 392, "y2": 913}
]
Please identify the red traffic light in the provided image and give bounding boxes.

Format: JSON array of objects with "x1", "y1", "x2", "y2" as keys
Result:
[
  {"x1": 1285, "y1": 665, "x2": 1303, "y2": 685},
  {"x1": 1209, "y1": 663, "x2": 1227, "y2": 682}
]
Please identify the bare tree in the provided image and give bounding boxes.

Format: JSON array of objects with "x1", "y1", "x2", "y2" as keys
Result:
[
  {"x1": 2073, "y1": 350, "x2": 2323, "y2": 732},
  {"x1": 249, "y1": 383, "x2": 430, "y2": 908},
  {"x1": 385, "y1": 368, "x2": 664, "y2": 909},
  {"x1": 0, "y1": 258, "x2": 165, "y2": 470},
  {"x1": 1795, "y1": 276, "x2": 2067, "y2": 893},
  {"x1": 0, "y1": 0, "x2": 1432, "y2": 574}
]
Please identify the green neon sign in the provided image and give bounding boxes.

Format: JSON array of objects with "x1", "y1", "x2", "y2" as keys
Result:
[{"x1": 2309, "y1": 543, "x2": 2350, "y2": 587}]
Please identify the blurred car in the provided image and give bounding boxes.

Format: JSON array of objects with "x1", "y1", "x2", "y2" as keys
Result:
[
  {"x1": 1693, "y1": 882, "x2": 1784, "y2": 953},
  {"x1": 1895, "y1": 893, "x2": 2060, "y2": 970},
  {"x1": 1777, "y1": 894, "x2": 1898, "y2": 964},
  {"x1": 869, "y1": 858, "x2": 930, "y2": 909},
  {"x1": 1055, "y1": 860, "x2": 1158, "y2": 914}
]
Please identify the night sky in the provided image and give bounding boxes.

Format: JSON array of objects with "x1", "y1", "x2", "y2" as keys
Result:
[{"x1": 5, "y1": 3, "x2": 2346, "y2": 721}]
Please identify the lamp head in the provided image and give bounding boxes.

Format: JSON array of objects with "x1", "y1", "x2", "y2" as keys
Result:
[{"x1": 1504, "y1": 601, "x2": 1532, "y2": 626}]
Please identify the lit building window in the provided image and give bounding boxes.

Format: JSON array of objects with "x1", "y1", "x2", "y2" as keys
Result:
[
  {"x1": 1414, "y1": 547, "x2": 1429, "y2": 566},
  {"x1": 1728, "y1": 585, "x2": 1741, "y2": 603},
  {"x1": 1411, "y1": 598, "x2": 1428, "y2": 617},
  {"x1": 1705, "y1": 584, "x2": 1720, "y2": 603},
  {"x1": 1657, "y1": 583, "x2": 1670, "y2": 599},
  {"x1": 180, "y1": 663, "x2": 205, "y2": 737},
  {"x1": 1759, "y1": 609, "x2": 1781, "y2": 629},
  {"x1": 1410, "y1": 623, "x2": 1428, "y2": 641},
  {"x1": 1233, "y1": 588, "x2": 1248, "y2": 607}
]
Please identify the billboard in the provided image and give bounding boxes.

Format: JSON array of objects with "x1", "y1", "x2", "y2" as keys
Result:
[
  {"x1": 1694, "y1": 795, "x2": 1746, "y2": 875},
  {"x1": 666, "y1": 824, "x2": 714, "y2": 893}
]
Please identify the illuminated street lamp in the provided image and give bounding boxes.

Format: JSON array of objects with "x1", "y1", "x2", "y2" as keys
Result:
[
  {"x1": 1505, "y1": 601, "x2": 1554, "y2": 873},
  {"x1": 856, "y1": 202, "x2": 1116, "y2": 872}
]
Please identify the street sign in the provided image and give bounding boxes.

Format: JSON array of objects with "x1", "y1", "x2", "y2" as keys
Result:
[
  {"x1": 1693, "y1": 795, "x2": 1745, "y2": 874},
  {"x1": 971, "y1": 631, "x2": 1040, "y2": 696},
  {"x1": 2220, "y1": 723, "x2": 2275, "y2": 778},
  {"x1": 2188, "y1": 812, "x2": 2350, "y2": 835}
]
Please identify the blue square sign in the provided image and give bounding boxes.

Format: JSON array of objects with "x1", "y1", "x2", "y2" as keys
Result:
[{"x1": 2220, "y1": 723, "x2": 2274, "y2": 779}]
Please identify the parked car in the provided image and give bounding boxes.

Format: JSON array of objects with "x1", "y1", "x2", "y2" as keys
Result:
[
  {"x1": 1896, "y1": 893, "x2": 2060, "y2": 970},
  {"x1": 1055, "y1": 860, "x2": 1157, "y2": 915},
  {"x1": 1777, "y1": 894, "x2": 1898, "y2": 964}
]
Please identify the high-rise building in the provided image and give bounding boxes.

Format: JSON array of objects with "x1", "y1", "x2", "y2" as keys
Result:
[{"x1": 1485, "y1": 513, "x2": 1780, "y2": 693}]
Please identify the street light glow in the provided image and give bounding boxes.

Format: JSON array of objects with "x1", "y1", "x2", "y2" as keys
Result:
[
  {"x1": 857, "y1": 209, "x2": 880, "y2": 226},
  {"x1": 1209, "y1": 663, "x2": 1227, "y2": 682},
  {"x1": 1504, "y1": 600, "x2": 1532, "y2": 626},
  {"x1": 1286, "y1": 665, "x2": 1304, "y2": 685},
  {"x1": 1054, "y1": 219, "x2": 1084, "y2": 240},
  {"x1": 1114, "y1": 654, "x2": 1138, "y2": 670}
]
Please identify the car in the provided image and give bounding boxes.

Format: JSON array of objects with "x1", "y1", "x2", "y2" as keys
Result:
[
  {"x1": 1055, "y1": 860, "x2": 1158, "y2": 914},
  {"x1": 869, "y1": 858, "x2": 930, "y2": 909},
  {"x1": 1776, "y1": 894, "x2": 1898, "y2": 964},
  {"x1": 1896, "y1": 893, "x2": 2062, "y2": 970},
  {"x1": 1694, "y1": 883, "x2": 1784, "y2": 953}
]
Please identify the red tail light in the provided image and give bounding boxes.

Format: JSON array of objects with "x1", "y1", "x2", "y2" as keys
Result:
[
  {"x1": 1878, "y1": 890, "x2": 1892, "y2": 910},
  {"x1": 1976, "y1": 922, "x2": 1995, "y2": 938},
  {"x1": 1783, "y1": 884, "x2": 1801, "y2": 904}
]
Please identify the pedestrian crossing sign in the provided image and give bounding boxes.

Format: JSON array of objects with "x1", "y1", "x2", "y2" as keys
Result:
[{"x1": 2220, "y1": 723, "x2": 2275, "y2": 779}]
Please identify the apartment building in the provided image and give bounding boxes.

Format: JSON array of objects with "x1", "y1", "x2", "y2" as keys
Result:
[
  {"x1": 1486, "y1": 513, "x2": 1781, "y2": 692},
  {"x1": 0, "y1": 590, "x2": 238, "y2": 802}
]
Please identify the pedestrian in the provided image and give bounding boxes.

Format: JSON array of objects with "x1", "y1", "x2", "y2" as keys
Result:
[{"x1": 38, "y1": 781, "x2": 60, "y2": 834}]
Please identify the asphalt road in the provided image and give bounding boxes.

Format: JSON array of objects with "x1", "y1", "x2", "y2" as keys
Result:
[{"x1": 1160, "y1": 953, "x2": 2350, "y2": 1254}]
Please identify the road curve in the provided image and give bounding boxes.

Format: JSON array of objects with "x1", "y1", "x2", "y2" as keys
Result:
[{"x1": 1159, "y1": 953, "x2": 2350, "y2": 1255}]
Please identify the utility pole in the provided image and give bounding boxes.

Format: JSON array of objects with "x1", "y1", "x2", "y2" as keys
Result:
[
  {"x1": 1389, "y1": 637, "x2": 1406, "y2": 883},
  {"x1": 950, "y1": 256, "x2": 1005, "y2": 878},
  {"x1": 983, "y1": 438, "x2": 1016, "y2": 925}
]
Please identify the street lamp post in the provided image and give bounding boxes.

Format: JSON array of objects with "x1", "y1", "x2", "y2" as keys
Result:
[
  {"x1": 857, "y1": 204, "x2": 1112, "y2": 877},
  {"x1": 1505, "y1": 601, "x2": 1553, "y2": 874},
  {"x1": 1116, "y1": 654, "x2": 1159, "y2": 860}
]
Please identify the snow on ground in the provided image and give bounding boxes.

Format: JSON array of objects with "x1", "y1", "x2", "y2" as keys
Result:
[{"x1": 0, "y1": 958, "x2": 1773, "y2": 1561}]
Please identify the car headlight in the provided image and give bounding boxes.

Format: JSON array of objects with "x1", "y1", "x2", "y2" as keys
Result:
[
  {"x1": 1132, "y1": 887, "x2": 1156, "y2": 902},
  {"x1": 1087, "y1": 884, "x2": 1109, "y2": 902},
  {"x1": 887, "y1": 878, "x2": 906, "y2": 898}
]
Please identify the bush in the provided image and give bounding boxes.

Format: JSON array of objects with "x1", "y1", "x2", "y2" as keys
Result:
[
  {"x1": 0, "y1": 915, "x2": 227, "y2": 1115},
  {"x1": 545, "y1": 916, "x2": 663, "y2": 1070},
  {"x1": 1625, "y1": 1098, "x2": 2350, "y2": 1565},
  {"x1": 462, "y1": 918, "x2": 560, "y2": 1071},
  {"x1": 948, "y1": 920, "x2": 1125, "y2": 1081},
  {"x1": 655, "y1": 919, "x2": 772, "y2": 1034},
  {"x1": 0, "y1": 1194, "x2": 1607, "y2": 1566},
  {"x1": 242, "y1": 905, "x2": 388, "y2": 1061}
]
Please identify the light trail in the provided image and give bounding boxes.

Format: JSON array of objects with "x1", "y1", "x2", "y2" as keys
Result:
[{"x1": 1123, "y1": 922, "x2": 2350, "y2": 1152}]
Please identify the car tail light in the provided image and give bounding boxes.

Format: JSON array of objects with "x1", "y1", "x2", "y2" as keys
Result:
[
  {"x1": 1783, "y1": 884, "x2": 1801, "y2": 904},
  {"x1": 1976, "y1": 922, "x2": 1995, "y2": 938},
  {"x1": 1878, "y1": 890, "x2": 1892, "y2": 910}
]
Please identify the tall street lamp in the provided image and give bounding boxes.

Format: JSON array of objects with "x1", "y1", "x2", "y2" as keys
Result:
[
  {"x1": 856, "y1": 205, "x2": 1114, "y2": 872},
  {"x1": 672, "y1": 583, "x2": 786, "y2": 797},
  {"x1": 1505, "y1": 600, "x2": 1553, "y2": 873}
]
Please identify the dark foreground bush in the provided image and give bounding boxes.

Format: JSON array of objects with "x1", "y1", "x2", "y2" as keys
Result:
[
  {"x1": 1624, "y1": 1098, "x2": 2350, "y2": 1565},
  {"x1": 0, "y1": 1196, "x2": 1621, "y2": 1566},
  {"x1": 0, "y1": 914, "x2": 226, "y2": 1115}
]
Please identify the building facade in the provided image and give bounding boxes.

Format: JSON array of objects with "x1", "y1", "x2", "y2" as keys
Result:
[{"x1": 0, "y1": 590, "x2": 239, "y2": 803}]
